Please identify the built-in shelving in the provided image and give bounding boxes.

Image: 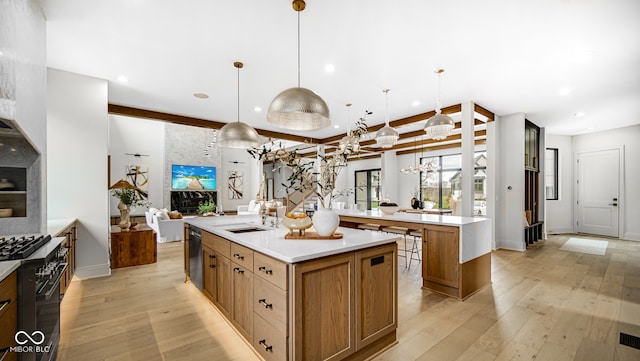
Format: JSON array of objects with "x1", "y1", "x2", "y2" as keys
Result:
[
  {"x1": 0, "y1": 167, "x2": 27, "y2": 218},
  {"x1": 524, "y1": 120, "x2": 543, "y2": 247}
]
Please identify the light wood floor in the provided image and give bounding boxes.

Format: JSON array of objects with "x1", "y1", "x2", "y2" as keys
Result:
[{"x1": 58, "y1": 234, "x2": 640, "y2": 361}]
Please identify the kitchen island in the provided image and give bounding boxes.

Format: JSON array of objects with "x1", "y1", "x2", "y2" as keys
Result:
[
  {"x1": 184, "y1": 215, "x2": 399, "y2": 361},
  {"x1": 337, "y1": 210, "x2": 492, "y2": 300}
]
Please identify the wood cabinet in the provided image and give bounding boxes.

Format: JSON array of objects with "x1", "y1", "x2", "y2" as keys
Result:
[
  {"x1": 293, "y1": 252, "x2": 356, "y2": 361},
  {"x1": 194, "y1": 230, "x2": 397, "y2": 360},
  {"x1": 0, "y1": 271, "x2": 18, "y2": 361},
  {"x1": 423, "y1": 225, "x2": 460, "y2": 290},
  {"x1": 110, "y1": 225, "x2": 157, "y2": 268},
  {"x1": 231, "y1": 243, "x2": 254, "y2": 341},
  {"x1": 202, "y1": 232, "x2": 231, "y2": 317},
  {"x1": 56, "y1": 222, "x2": 77, "y2": 297},
  {"x1": 355, "y1": 243, "x2": 397, "y2": 350}
]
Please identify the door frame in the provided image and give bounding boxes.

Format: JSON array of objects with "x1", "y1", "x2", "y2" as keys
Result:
[{"x1": 573, "y1": 145, "x2": 625, "y2": 238}]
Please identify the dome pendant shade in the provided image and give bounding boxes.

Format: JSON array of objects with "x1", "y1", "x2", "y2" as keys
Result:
[
  {"x1": 217, "y1": 121, "x2": 261, "y2": 149},
  {"x1": 424, "y1": 113, "x2": 455, "y2": 140},
  {"x1": 267, "y1": 87, "x2": 331, "y2": 131},
  {"x1": 375, "y1": 125, "x2": 399, "y2": 148}
]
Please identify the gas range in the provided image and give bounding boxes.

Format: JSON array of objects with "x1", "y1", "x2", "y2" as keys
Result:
[{"x1": 0, "y1": 234, "x2": 52, "y2": 261}]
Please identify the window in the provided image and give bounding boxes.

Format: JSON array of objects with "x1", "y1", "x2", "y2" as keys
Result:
[
  {"x1": 419, "y1": 151, "x2": 487, "y2": 215},
  {"x1": 354, "y1": 169, "x2": 381, "y2": 210},
  {"x1": 545, "y1": 148, "x2": 558, "y2": 200}
]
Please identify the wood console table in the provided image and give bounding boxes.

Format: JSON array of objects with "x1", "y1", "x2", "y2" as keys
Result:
[{"x1": 110, "y1": 225, "x2": 157, "y2": 269}]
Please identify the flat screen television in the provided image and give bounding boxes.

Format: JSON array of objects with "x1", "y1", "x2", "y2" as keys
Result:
[{"x1": 171, "y1": 164, "x2": 217, "y2": 190}]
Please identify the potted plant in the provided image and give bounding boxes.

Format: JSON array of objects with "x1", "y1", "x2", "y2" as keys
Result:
[
  {"x1": 248, "y1": 110, "x2": 370, "y2": 236},
  {"x1": 197, "y1": 201, "x2": 216, "y2": 216}
]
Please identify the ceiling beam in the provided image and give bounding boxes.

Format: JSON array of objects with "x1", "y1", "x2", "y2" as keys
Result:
[
  {"x1": 474, "y1": 103, "x2": 495, "y2": 122},
  {"x1": 358, "y1": 129, "x2": 487, "y2": 153},
  {"x1": 108, "y1": 104, "x2": 322, "y2": 144},
  {"x1": 396, "y1": 139, "x2": 487, "y2": 156}
]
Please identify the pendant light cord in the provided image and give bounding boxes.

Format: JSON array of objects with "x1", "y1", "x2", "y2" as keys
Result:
[
  {"x1": 237, "y1": 65, "x2": 240, "y2": 123},
  {"x1": 297, "y1": 11, "x2": 301, "y2": 88},
  {"x1": 384, "y1": 89, "x2": 390, "y2": 126},
  {"x1": 436, "y1": 69, "x2": 443, "y2": 114}
]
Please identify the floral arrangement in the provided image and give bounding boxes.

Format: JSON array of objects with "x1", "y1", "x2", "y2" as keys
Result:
[
  {"x1": 248, "y1": 110, "x2": 371, "y2": 210},
  {"x1": 111, "y1": 188, "x2": 144, "y2": 208}
]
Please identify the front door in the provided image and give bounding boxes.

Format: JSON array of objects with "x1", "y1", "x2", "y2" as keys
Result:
[{"x1": 576, "y1": 148, "x2": 619, "y2": 237}]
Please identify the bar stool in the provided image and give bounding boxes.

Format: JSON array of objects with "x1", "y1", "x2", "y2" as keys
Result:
[
  {"x1": 381, "y1": 226, "x2": 410, "y2": 268},
  {"x1": 407, "y1": 230, "x2": 423, "y2": 270},
  {"x1": 357, "y1": 223, "x2": 381, "y2": 231}
]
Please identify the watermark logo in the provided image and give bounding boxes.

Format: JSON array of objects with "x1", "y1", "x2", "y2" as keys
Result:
[
  {"x1": 10, "y1": 330, "x2": 50, "y2": 353},
  {"x1": 15, "y1": 331, "x2": 45, "y2": 345}
]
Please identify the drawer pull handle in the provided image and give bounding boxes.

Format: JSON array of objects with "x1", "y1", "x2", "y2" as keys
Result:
[
  {"x1": 259, "y1": 339, "x2": 273, "y2": 352},
  {"x1": 209, "y1": 254, "x2": 215, "y2": 259},
  {"x1": 209, "y1": 264, "x2": 216, "y2": 268},
  {"x1": 258, "y1": 299, "x2": 273, "y2": 309},
  {"x1": 233, "y1": 267, "x2": 244, "y2": 274},
  {"x1": 233, "y1": 253, "x2": 244, "y2": 260},
  {"x1": 0, "y1": 299, "x2": 10, "y2": 313},
  {"x1": 258, "y1": 266, "x2": 273, "y2": 275}
]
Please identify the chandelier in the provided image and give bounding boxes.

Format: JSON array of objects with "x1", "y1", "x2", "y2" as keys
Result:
[
  {"x1": 217, "y1": 61, "x2": 261, "y2": 148},
  {"x1": 375, "y1": 89, "x2": 399, "y2": 148},
  {"x1": 400, "y1": 137, "x2": 441, "y2": 174},
  {"x1": 204, "y1": 129, "x2": 218, "y2": 156},
  {"x1": 339, "y1": 104, "x2": 360, "y2": 155},
  {"x1": 424, "y1": 69, "x2": 455, "y2": 140},
  {"x1": 266, "y1": 0, "x2": 330, "y2": 131}
]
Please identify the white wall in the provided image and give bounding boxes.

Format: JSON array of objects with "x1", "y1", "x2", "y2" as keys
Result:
[
  {"x1": 496, "y1": 113, "x2": 526, "y2": 251},
  {"x1": 380, "y1": 151, "x2": 399, "y2": 202},
  {"x1": 221, "y1": 147, "x2": 258, "y2": 213},
  {"x1": 545, "y1": 134, "x2": 573, "y2": 234},
  {"x1": 109, "y1": 115, "x2": 165, "y2": 215},
  {"x1": 47, "y1": 68, "x2": 110, "y2": 278},
  {"x1": 572, "y1": 125, "x2": 640, "y2": 241},
  {"x1": 1, "y1": 0, "x2": 47, "y2": 233}
]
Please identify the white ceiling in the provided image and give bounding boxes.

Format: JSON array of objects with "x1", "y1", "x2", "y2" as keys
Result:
[{"x1": 41, "y1": 0, "x2": 640, "y2": 138}]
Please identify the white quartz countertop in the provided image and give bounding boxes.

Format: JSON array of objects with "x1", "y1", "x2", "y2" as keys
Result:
[
  {"x1": 47, "y1": 218, "x2": 77, "y2": 237},
  {"x1": 184, "y1": 215, "x2": 399, "y2": 263},
  {"x1": 0, "y1": 260, "x2": 20, "y2": 282},
  {"x1": 336, "y1": 209, "x2": 488, "y2": 227}
]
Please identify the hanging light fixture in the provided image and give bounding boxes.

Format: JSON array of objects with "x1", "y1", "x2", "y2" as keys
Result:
[
  {"x1": 217, "y1": 62, "x2": 261, "y2": 149},
  {"x1": 266, "y1": 0, "x2": 330, "y2": 131},
  {"x1": 375, "y1": 89, "x2": 399, "y2": 148},
  {"x1": 339, "y1": 103, "x2": 360, "y2": 154},
  {"x1": 424, "y1": 69, "x2": 455, "y2": 140},
  {"x1": 400, "y1": 135, "x2": 441, "y2": 175}
]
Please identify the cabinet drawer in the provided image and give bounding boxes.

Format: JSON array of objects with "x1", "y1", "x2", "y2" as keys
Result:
[
  {"x1": 253, "y1": 314, "x2": 287, "y2": 361},
  {"x1": 254, "y1": 252, "x2": 288, "y2": 290},
  {"x1": 254, "y1": 276, "x2": 288, "y2": 332},
  {"x1": 202, "y1": 232, "x2": 230, "y2": 258},
  {"x1": 230, "y1": 243, "x2": 254, "y2": 270},
  {"x1": 0, "y1": 271, "x2": 17, "y2": 319},
  {"x1": 0, "y1": 302, "x2": 17, "y2": 351}
]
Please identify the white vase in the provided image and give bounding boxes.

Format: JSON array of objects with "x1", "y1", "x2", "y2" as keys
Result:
[{"x1": 312, "y1": 208, "x2": 340, "y2": 237}]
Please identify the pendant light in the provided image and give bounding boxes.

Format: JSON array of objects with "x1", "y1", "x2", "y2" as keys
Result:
[
  {"x1": 339, "y1": 103, "x2": 360, "y2": 154},
  {"x1": 424, "y1": 69, "x2": 454, "y2": 140},
  {"x1": 217, "y1": 62, "x2": 261, "y2": 149},
  {"x1": 375, "y1": 89, "x2": 399, "y2": 148},
  {"x1": 266, "y1": 0, "x2": 330, "y2": 131}
]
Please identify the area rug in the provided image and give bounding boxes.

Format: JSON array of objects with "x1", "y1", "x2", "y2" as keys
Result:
[{"x1": 559, "y1": 237, "x2": 608, "y2": 255}]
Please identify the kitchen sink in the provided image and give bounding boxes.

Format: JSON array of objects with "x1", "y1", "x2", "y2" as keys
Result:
[{"x1": 225, "y1": 226, "x2": 269, "y2": 234}]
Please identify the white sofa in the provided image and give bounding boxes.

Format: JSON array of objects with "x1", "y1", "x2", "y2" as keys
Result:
[
  {"x1": 237, "y1": 200, "x2": 286, "y2": 218},
  {"x1": 145, "y1": 208, "x2": 184, "y2": 243}
]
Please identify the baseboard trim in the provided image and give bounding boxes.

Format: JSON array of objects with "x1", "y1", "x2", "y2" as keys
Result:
[
  {"x1": 75, "y1": 263, "x2": 111, "y2": 279},
  {"x1": 547, "y1": 228, "x2": 574, "y2": 234},
  {"x1": 623, "y1": 232, "x2": 640, "y2": 242}
]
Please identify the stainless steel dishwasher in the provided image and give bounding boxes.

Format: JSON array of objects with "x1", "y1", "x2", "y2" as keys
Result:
[{"x1": 188, "y1": 226, "x2": 203, "y2": 290}]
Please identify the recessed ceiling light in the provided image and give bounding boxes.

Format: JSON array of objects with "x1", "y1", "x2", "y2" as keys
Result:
[
  {"x1": 193, "y1": 93, "x2": 209, "y2": 99},
  {"x1": 333, "y1": 124, "x2": 340, "y2": 129},
  {"x1": 574, "y1": 112, "x2": 585, "y2": 117},
  {"x1": 412, "y1": 101, "x2": 420, "y2": 106},
  {"x1": 254, "y1": 107, "x2": 262, "y2": 112},
  {"x1": 558, "y1": 88, "x2": 571, "y2": 96},
  {"x1": 117, "y1": 75, "x2": 128, "y2": 83},
  {"x1": 325, "y1": 64, "x2": 335, "y2": 73}
]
